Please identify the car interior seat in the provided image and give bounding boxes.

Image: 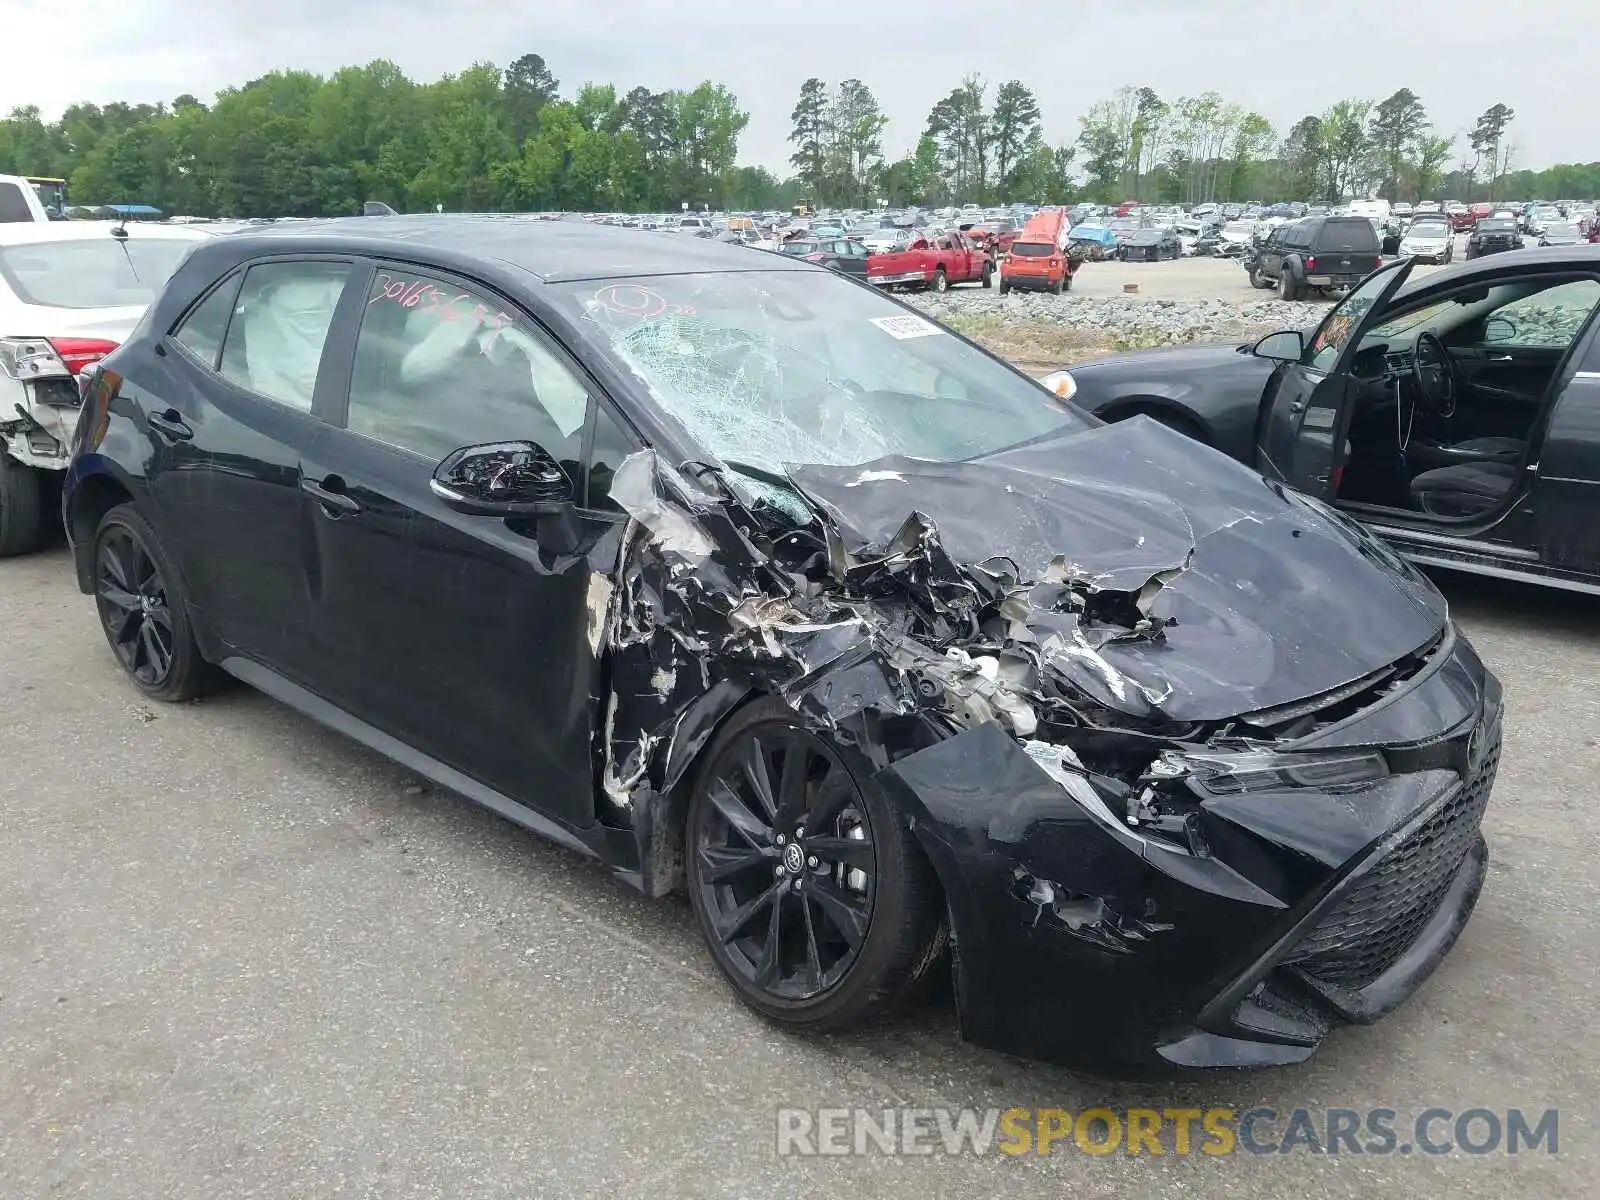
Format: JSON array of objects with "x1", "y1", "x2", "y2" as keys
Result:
[{"x1": 1408, "y1": 436, "x2": 1525, "y2": 517}]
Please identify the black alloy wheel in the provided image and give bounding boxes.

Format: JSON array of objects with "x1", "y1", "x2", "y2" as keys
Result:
[
  {"x1": 96, "y1": 525, "x2": 176, "y2": 688},
  {"x1": 694, "y1": 725, "x2": 874, "y2": 1000},
  {"x1": 92, "y1": 504, "x2": 221, "y2": 701},
  {"x1": 687, "y1": 699, "x2": 945, "y2": 1029}
]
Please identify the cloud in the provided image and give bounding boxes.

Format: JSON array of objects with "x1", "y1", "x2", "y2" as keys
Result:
[{"x1": 4, "y1": 0, "x2": 1586, "y2": 175}]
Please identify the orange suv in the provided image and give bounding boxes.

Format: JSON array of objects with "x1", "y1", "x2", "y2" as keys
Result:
[{"x1": 999, "y1": 209, "x2": 1075, "y2": 294}]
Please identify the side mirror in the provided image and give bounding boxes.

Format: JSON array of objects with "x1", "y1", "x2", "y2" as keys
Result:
[
  {"x1": 1252, "y1": 330, "x2": 1304, "y2": 361},
  {"x1": 430, "y1": 441, "x2": 573, "y2": 516},
  {"x1": 1482, "y1": 316, "x2": 1518, "y2": 344}
]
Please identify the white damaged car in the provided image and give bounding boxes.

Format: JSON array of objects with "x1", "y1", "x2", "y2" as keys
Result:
[{"x1": 0, "y1": 221, "x2": 210, "y2": 554}]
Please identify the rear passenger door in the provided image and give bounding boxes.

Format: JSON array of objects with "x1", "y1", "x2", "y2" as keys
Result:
[
  {"x1": 299, "y1": 262, "x2": 640, "y2": 827},
  {"x1": 152, "y1": 257, "x2": 357, "y2": 675}
]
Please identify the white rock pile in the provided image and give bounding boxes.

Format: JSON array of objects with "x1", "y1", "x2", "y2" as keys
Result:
[{"x1": 908, "y1": 290, "x2": 1326, "y2": 343}]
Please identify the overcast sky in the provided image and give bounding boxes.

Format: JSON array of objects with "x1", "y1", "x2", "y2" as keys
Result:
[{"x1": 7, "y1": 0, "x2": 1588, "y2": 177}]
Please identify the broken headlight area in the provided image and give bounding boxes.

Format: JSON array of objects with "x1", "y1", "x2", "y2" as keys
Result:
[{"x1": 1148, "y1": 746, "x2": 1389, "y2": 796}]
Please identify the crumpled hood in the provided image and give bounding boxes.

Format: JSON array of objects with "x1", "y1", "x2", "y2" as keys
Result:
[{"x1": 788, "y1": 418, "x2": 1447, "y2": 723}]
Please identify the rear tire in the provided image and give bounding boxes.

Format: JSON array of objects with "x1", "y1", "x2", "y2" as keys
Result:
[
  {"x1": 981, "y1": 260, "x2": 993, "y2": 288},
  {"x1": 686, "y1": 696, "x2": 947, "y2": 1031},
  {"x1": 1050, "y1": 273, "x2": 1064, "y2": 296},
  {"x1": 998, "y1": 280, "x2": 1010, "y2": 295},
  {"x1": 92, "y1": 503, "x2": 224, "y2": 702},
  {"x1": 1279, "y1": 269, "x2": 1299, "y2": 301},
  {"x1": 0, "y1": 455, "x2": 44, "y2": 558}
]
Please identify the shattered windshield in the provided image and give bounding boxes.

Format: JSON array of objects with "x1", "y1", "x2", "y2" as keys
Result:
[{"x1": 556, "y1": 271, "x2": 1092, "y2": 477}]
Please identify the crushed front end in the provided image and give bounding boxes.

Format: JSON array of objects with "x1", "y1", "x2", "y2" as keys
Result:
[
  {"x1": 600, "y1": 419, "x2": 1501, "y2": 1072},
  {"x1": 885, "y1": 624, "x2": 1499, "y2": 1072}
]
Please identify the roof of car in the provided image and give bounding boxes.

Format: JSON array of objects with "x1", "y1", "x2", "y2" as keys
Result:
[{"x1": 219, "y1": 215, "x2": 816, "y2": 283}]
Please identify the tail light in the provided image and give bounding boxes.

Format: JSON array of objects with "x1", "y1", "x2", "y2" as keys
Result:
[
  {"x1": 50, "y1": 337, "x2": 120, "y2": 374},
  {"x1": 1304, "y1": 254, "x2": 1317, "y2": 272},
  {"x1": 0, "y1": 335, "x2": 118, "y2": 380},
  {"x1": 1048, "y1": 257, "x2": 1061, "y2": 269},
  {"x1": 1375, "y1": 258, "x2": 1383, "y2": 269}
]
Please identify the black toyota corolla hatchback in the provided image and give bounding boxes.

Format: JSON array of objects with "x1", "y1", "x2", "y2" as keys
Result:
[{"x1": 64, "y1": 218, "x2": 1502, "y2": 1073}]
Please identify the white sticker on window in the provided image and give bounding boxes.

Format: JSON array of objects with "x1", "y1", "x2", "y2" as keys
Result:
[{"x1": 870, "y1": 315, "x2": 944, "y2": 340}]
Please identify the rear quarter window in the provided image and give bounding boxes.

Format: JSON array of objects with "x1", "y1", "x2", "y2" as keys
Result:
[
  {"x1": 1316, "y1": 220, "x2": 1380, "y2": 252},
  {"x1": 0, "y1": 182, "x2": 35, "y2": 223}
]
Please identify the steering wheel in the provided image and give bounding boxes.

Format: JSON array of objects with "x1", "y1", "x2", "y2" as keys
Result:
[{"x1": 1411, "y1": 332, "x2": 1458, "y2": 416}]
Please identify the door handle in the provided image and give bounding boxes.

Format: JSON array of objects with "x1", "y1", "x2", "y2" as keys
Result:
[
  {"x1": 301, "y1": 476, "x2": 361, "y2": 517},
  {"x1": 1487, "y1": 354, "x2": 1513, "y2": 362},
  {"x1": 147, "y1": 409, "x2": 193, "y2": 442}
]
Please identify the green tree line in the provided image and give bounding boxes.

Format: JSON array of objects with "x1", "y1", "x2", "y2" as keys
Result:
[
  {"x1": 3, "y1": 58, "x2": 1596, "y2": 217},
  {"x1": 0, "y1": 55, "x2": 770, "y2": 216},
  {"x1": 1074, "y1": 85, "x2": 1595, "y2": 206}
]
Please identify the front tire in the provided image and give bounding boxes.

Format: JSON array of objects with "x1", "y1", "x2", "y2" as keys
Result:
[
  {"x1": 0, "y1": 455, "x2": 44, "y2": 558},
  {"x1": 92, "y1": 504, "x2": 222, "y2": 701},
  {"x1": 686, "y1": 697, "x2": 946, "y2": 1031}
]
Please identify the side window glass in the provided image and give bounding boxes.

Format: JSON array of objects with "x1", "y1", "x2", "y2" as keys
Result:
[
  {"x1": 586, "y1": 402, "x2": 634, "y2": 511},
  {"x1": 347, "y1": 267, "x2": 590, "y2": 472},
  {"x1": 219, "y1": 262, "x2": 350, "y2": 411},
  {"x1": 171, "y1": 275, "x2": 242, "y2": 370},
  {"x1": 1306, "y1": 265, "x2": 1402, "y2": 372},
  {"x1": 1484, "y1": 280, "x2": 1600, "y2": 348}
]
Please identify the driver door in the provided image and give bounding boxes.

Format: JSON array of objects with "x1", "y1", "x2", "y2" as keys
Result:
[
  {"x1": 1256, "y1": 260, "x2": 1413, "y2": 495},
  {"x1": 299, "y1": 261, "x2": 639, "y2": 829}
]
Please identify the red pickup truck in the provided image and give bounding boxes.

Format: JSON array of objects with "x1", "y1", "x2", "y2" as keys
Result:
[{"x1": 867, "y1": 230, "x2": 994, "y2": 291}]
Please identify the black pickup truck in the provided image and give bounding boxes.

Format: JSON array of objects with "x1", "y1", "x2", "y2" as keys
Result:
[{"x1": 1245, "y1": 215, "x2": 1384, "y2": 300}]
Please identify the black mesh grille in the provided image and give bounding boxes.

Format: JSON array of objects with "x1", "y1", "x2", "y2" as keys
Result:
[{"x1": 1287, "y1": 727, "x2": 1499, "y2": 991}]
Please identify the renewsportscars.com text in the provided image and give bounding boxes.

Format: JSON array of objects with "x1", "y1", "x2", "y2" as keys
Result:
[{"x1": 775, "y1": 1106, "x2": 1558, "y2": 1157}]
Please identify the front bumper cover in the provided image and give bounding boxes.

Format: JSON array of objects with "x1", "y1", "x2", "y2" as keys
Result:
[{"x1": 880, "y1": 628, "x2": 1501, "y2": 1073}]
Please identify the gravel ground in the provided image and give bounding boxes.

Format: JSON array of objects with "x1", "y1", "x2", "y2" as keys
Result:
[
  {"x1": 909, "y1": 290, "x2": 1325, "y2": 346},
  {"x1": 900, "y1": 234, "x2": 1485, "y2": 362},
  {"x1": 1, "y1": 543, "x2": 1596, "y2": 1198}
]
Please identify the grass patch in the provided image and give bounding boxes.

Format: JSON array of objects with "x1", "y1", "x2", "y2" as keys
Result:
[{"x1": 935, "y1": 312, "x2": 1128, "y2": 369}]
